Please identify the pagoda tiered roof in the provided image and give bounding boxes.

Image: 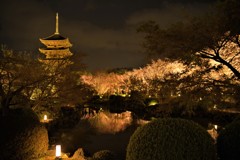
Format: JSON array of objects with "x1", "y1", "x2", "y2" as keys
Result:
[
  {"x1": 42, "y1": 34, "x2": 66, "y2": 40},
  {"x1": 39, "y1": 34, "x2": 72, "y2": 48},
  {"x1": 39, "y1": 13, "x2": 73, "y2": 60},
  {"x1": 39, "y1": 48, "x2": 72, "y2": 58}
]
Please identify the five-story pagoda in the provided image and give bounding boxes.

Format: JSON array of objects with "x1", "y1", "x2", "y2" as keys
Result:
[{"x1": 39, "y1": 13, "x2": 73, "y2": 63}]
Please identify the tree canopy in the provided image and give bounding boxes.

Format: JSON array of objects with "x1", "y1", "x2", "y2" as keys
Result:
[
  {"x1": 0, "y1": 46, "x2": 93, "y2": 116},
  {"x1": 138, "y1": 0, "x2": 240, "y2": 79}
]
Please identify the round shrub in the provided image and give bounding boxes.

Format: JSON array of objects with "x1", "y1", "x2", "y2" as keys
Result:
[
  {"x1": 0, "y1": 108, "x2": 49, "y2": 160},
  {"x1": 109, "y1": 95, "x2": 127, "y2": 113},
  {"x1": 10, "y1": 107, "x2": 40, "y2": 124},
  {"x1": 92, "y1": 150, "x2": 115, "y2": 160},
  {"x1": 126, "y1": 118, "x2": 216, "y2": 160},
  {"x1": 217, "y1": 120, "x2": 240, "y2": 160}
]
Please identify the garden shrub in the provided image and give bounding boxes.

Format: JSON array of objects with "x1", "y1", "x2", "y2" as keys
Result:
[
  {"x1": 109, "y1": 95, "x2": 127, "y2": 113},
  {"x1": 144, "y1": 98, "x2": 158, "y2": 106},
  {"x1": 10, "y1": 107, "x2": 40, "y2": 124},
  {"x1": 125, "y1": 92, "x2": 146, "y2": 116},
  {"x1": 126, "y1": 118, "x2": 216, "y2": 160},
  {"x1": 52, "y1": 106, "x2": 81, "y2": 129},
  {"x1": 0, "y1": 108, "x2": 49, "y2": 160},
  {"x1": 145, "y1": 103, "x2": 174, "y2": 118},
  {"x1": 210, "y1": 110, "x2": 238, "y2": 124},
  {"x1": 217, "y1": 120, "x2": 240, "y2": 160},
  {"x1": 87, "y1": 95, "x2": 105, "y2": 109},
  {"x1": 92, "y1": 150, "x2": 115, "y2": 160}
]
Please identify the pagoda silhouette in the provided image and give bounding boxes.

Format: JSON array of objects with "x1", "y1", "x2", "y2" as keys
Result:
[{"x1": 39, "y1": 13, "x2": 73, "y2": 63}]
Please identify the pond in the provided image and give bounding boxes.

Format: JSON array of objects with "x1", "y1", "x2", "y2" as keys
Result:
[
  {"x1": 50, "y1": 111, "x2": 147, "y2": 160},
  {"x1": 48, "y1": 110, "x2": 227, "y2": 160}
]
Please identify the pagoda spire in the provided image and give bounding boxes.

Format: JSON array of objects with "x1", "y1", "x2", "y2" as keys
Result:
[
  {"x1": 39, "y1": 12, "x2": 73, "y2": 64},
  {"x1": 55, "y1": 12, "x2": 59, "y2": 34}
]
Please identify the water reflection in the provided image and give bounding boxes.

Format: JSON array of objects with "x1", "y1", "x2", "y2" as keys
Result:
[
  {"x1": 57, "y1": 110, "x2": 218, "y2": 160},
  {"x1": 59, "y1": 110, "x2": 139, "y2": 159},
  {"x1": 88, "y1": 111, "x2": 133, "y2": 134}
]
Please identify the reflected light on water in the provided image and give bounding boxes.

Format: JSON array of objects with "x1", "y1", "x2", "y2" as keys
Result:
[{"x1": 89, "y1": 111, "x2": 133, "y2": 134}]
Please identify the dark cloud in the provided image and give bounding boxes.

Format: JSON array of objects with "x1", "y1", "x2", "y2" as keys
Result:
[{"x1": 0, "y1": 0, "x2": 216, "y2": 71}]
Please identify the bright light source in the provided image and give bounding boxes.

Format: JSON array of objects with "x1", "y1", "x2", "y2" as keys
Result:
[
  {"x1": 120, "y1": 94, "x2": 127, "y2": 97},
  {"x1": 214, "y1": 125, "x2": 218, "y2": 130},
  {"x1": 56, "y1": 145, "x2": 61, "y2": 157},
  {"x1": 213, "y1": 105, "x2": 217, "y2": 109},
  {"x1": 44, "y1": 115, "x2": 48, "y2": 121},
  {"x1": 148, "y1": 100, "x2": 158, "y2": 106}
]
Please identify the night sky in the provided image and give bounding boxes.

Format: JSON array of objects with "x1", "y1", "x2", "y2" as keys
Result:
[{"x1": 0, "y1": 0, "x2": 216, "y2": 71}]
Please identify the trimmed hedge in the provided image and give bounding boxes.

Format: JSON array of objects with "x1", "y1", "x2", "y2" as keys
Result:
[
  {"x1": 126, "y1": 118, "x2": 216, "y2": 160},
  {"x1": 0, "y1": 108, "x2": 49, "y2": 160},
  {"x1": 217, "y1": 120, "x2": 240, "y2": 160},
  {"x1": 92, "y1": 150, "x2": 115, "y2": 160}
]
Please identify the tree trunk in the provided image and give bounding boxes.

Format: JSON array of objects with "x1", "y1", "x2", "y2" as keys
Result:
[
  {"x1": 1, "y1": 98, "x2": 11, "y2": 117},
  {"x1": 218, "y1": 57, "x2": 240, "y2": 79}
]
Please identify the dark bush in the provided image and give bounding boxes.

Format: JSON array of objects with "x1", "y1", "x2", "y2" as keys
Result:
[
  {"x1": 126, "y1": 118, "x2": 216, "y2": 160},
  {"x1": 145, "y1": 103, "x2": 174, "y2": 118},
  {"x1": 109, "y1": 95, "x2": 127, "y2": 113},
  {"x1": 217, "y1": 120, "x2": 240, "y2": 160},
  {"x1": 92, "y1": 150, "x2": 115, "y2": 160},
  {"x1": 0, "y1": 108, "x2": 49, "y2": 160},
  {"x1": 87, "y1": 95, "x2": 105, "y2": 109},
  {"x1": 210, "y1": 110, "x2": 238, "y2": 124},
  {"x1": 144, "y1": 98, "x2": 158, "y2": 106},
  {"x1": 51, "y1": 106, "x2": 81, "y2": 129},
  {"x1": 9, "y1": 107, "x2": 40, "y2": 124},
  {"x1": 125, "y1": 92, "x2": 146, "y2": 117}
]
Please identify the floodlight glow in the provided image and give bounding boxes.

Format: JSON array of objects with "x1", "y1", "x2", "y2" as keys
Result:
[
  {"x1": 44, "y1": 115, "x2": 48, "y2": 121},
  {"x1": 56, "y1": 145, "x2": 61, "y2": 157}
]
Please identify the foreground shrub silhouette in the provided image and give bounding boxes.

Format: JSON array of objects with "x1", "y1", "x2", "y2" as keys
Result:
[
  {"x1": 217, "y1": 120, "x2": 240, "y2": 160},
  {"x1": 126, "y1": 118, "x2": 216, "y2": 160},
  {"x1": 0, "y1": 108, "x2": 49, "y2": 160},
  {"x1": 92, "y1": 150, "x2": 115, "y2": 160}
]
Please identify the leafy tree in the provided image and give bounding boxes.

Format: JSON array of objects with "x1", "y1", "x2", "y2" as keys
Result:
[
  {"x1": 0, "y1": 46, "x2": 49, "y2": 116},
  {"x1": 29, "y1": 53, "x2": 95, "y2": 117},
  {"x1": 82, "y1": 72, "x2": 128, "y2": 96},
  {"x1": 138, "y1": 0, "x2": 240, "y2": 79},
  {"x1": 167, "y1": 67, "x2": 240, "y2": 115},
  {"x1": 0, "y1": 46, "x2": 92, "y2": 116}
]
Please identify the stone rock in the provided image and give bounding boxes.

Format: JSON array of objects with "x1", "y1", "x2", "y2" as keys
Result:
[{"x1": 71, "y1": 148, "x2": 85, "y2": 160}]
